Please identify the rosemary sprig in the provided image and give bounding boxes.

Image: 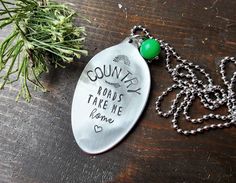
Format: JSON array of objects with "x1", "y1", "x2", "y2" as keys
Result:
[{"x1": 0, "y1": 0, "x2": 88, "y2": 101}]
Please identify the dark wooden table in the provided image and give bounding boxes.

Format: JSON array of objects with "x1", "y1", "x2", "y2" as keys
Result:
[{"x1": 0, "y1": 0, "x2": 236, "y2": 182}]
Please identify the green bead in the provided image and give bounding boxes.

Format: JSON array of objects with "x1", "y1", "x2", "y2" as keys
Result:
[{"x1": 140, "y1": 39, "x2": 161, "y2": 60}]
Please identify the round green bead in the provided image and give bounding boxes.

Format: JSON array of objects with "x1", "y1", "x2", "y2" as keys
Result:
[{"x1": 140, "y1": 39, "x2": 161, "y2": 60}]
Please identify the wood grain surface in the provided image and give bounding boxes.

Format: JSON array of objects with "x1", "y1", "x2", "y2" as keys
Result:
[{"x1": 0, "y1": 0, "x2": 236, "y2": 183}]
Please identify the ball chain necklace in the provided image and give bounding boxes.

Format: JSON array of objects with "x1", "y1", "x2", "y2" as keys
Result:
[{"x1": 71, "y1": 25, "x2": 236, "y2": 154}]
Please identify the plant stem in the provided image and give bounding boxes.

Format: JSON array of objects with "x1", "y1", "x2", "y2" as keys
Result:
[{"x1": 0, "y1": 0, "x2": 27, "y2": 40}]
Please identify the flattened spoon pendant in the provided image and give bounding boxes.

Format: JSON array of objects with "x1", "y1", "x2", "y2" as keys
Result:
[{"x1": 71, "y1": 36, "x2": 153, "y2": 154}]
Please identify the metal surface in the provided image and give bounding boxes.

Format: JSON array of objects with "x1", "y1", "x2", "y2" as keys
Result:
[{"x1": 71, "y1": 38, "x2": 151, "y2": 154}]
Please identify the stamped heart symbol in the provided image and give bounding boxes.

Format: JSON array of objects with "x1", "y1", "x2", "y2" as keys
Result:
[{"x1": 94, "y1": 125, "x2": 103, "y2": 133}]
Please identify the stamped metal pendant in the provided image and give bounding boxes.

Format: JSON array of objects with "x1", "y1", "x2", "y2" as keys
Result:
[{"x1": 71, "y1": 38, "x2": 151, "y2": 154}]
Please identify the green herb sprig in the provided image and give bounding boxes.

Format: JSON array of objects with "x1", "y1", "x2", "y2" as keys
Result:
[{"x1": 0, "y1": 0, "x2": 88, "y2": 101}]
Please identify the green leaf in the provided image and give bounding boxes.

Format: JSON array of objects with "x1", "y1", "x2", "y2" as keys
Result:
[
  {"x1": 0, "y1": 0, "x2": 88, "y2": 101},
  {"x1": 0, "y1": 18, "x2": 13, "y2": 29}
]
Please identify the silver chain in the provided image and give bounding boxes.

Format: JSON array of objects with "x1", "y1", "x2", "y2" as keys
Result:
[{"x1": 131, "y1": 25, "x2": 236, "y2": 135}]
